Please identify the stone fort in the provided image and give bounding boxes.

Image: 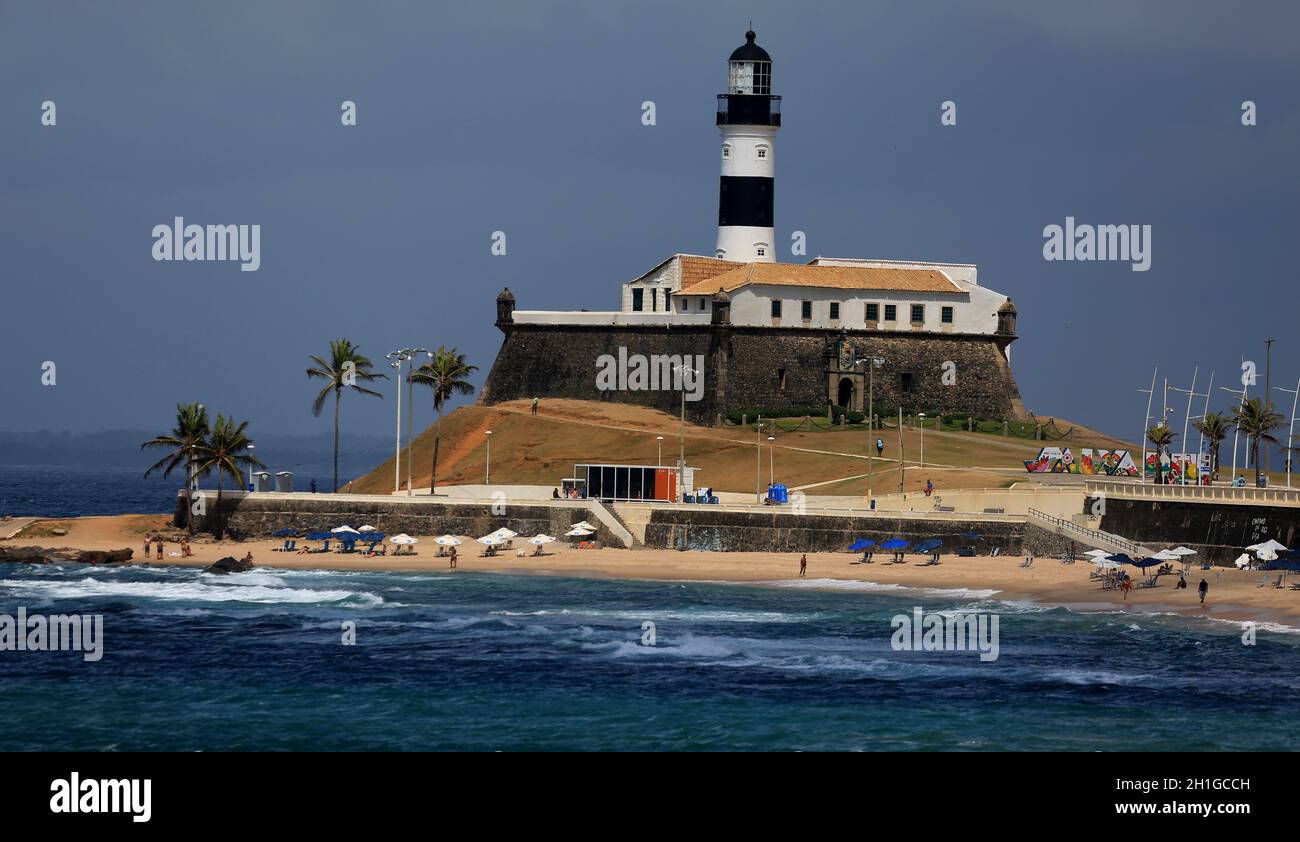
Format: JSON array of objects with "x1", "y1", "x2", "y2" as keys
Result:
[{"x1": 478, "y1": 30, "x2": 1027, "y2": 425}]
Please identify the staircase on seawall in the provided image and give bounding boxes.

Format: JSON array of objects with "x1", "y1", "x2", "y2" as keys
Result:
[{"x1": 1027, "y1": 508, "x2": 1154, "y2": 557}]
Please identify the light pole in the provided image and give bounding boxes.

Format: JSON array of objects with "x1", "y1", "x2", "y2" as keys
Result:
[
  {"x1": 898, "y1": 406, "x2": 905, "y2": 494},
  {"x1": 857, "y1": 356, "x2": 884, "y2": 508},
  {"x1": 247, "y1": 444, "x2": 256, "y2": 491},
  {"x1": 406, "y1": 348, "x2": 430, "y2": 496},
  {"x1": 656, "y1": 435, "x2": 664, "y2": 467},
  {"x1": 767, "y1": 435, "x2": 775, "y2": 486},
  {"x1": 1275, "y1": 378, "x2": 1300, "y2": 488},
  {"x1": 754, "y1": 421, "x2": 763, "y2": 504},
  {"x1": 1197, "y1": 371, "x2": 1215, "y2": 464},
  {"x1": 484, "y1": 430, "x2": 493, "y2": 485},
  {"x1": 674, "y1": 362, "x2": 696, "y2": 502},
  {"x1": 1266, "y1": 338, "x2": 1275, "y2": 481},
  {"x1": 1221, "y1": 383, "x2": 1248, "y2": 482},
  {"x1": 386, "y1": 351, "x2": 405, "y2": 494},
  {"x1": 917, "y1": 412, "x2": 926, "y2": 469},
  {"x1": 1138, "y1": 367, "x2": 1157, "y2": 483},
  {"x1": 1169, "y1": 368, "x2": 1206, "y2": 485}
]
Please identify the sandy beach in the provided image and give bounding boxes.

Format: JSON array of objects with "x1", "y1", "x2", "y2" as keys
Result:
[{"x1": 9, "y1": 513, "x2": 1300, "y2": 632}]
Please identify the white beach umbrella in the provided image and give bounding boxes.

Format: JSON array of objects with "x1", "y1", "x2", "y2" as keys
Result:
[
  {"x1": 1084, "y1": 549, "x2": 1112, "y2": 558},
  {"x1": 434, "y1": 535, "x2": 462, "y2": 546},
  {"x1": 1169, "y1": 547, "x2": 1198, "y2": 556},
  {"x1": 1257, "y1": 547, "x2": 1279, "y2": 562},
  {"x1": 1150, "y1": 550, "x2": 1181, "y2": 561},
  {"x1": 1246, "y1": 539, "x2": 1288, "y2": 553},
  {"x1": 389, "y1": 534, "x2": 418, "y2": 545},
  {"x1": 477, "y1": 534, "x2": 505, "y2": 546},
  {"x1": 565, "y1": 526, "x2": 594, "y2": 537},
  {"x1": 358, "y1": 525, "x2": 377, "y2": 532},
  {"x1": 489, "y1": 527, "x2": 518, "y2": 541},
  {"x1": 1091, "y1": 559, "x2": 1121, "y2": 569},
  {"x1": 331, "y1": 525, "x2": 360, "y2": 535},
  {"x1": 529, "y1": 534, "x2": 556, "y2": 545},
  {"x1": 1234, "y1": 553, "x2": 1253, "y2": 568},
  {"x1": 570, "y1": 521, "x2": 596, "y2": 531}
]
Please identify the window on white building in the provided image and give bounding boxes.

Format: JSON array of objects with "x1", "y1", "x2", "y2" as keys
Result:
[
  {"x1": 884, "y1": 304, "x2": 896, "y2": 322},
  {"x1": 911, "y1": 304, "x2": 924, "y2": 323},
  {"x1": 941, "y1": 306, "x2": 954, "y2": 324},
  {"x1": 755, "y1": 246, "x2": 766, "y2": 257},
  {"x1": 866, "y1": 303, "x2": 879, "y2": 322},
  {"x1": 829, "y1": 302, "x2": 840, "y2": 320},
  {"x1": 771, "y1": 300, "x2": 782, "y2": 318},
  {"x1": 722, "y1": 145, "x2": 731, "y2": 159}
]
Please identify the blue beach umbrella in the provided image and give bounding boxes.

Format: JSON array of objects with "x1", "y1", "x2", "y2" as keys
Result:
[
  {"x1": 879, "y1": 538, "x2": 910, "y2": 550},
  {"x1": 1104, "y1": 553, "x2": 1134, "y2": 565},
  {"x1": 915, "y1": 538, "x2": 943, "y2": 553},
  {"x1": 848, "y1": 539, "x2": 876, "y2": 552},
  {"x1": 271, "y1": 528, "x2": 296, "y2": 538}
]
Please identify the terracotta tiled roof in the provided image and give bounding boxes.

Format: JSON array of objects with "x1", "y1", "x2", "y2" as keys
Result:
[
  {"x1": 678, "y1": 262, "x2": 962, "y2": 295},
  {"x1": 678, "y1": 255, "x2": 743, "y2": 288}
]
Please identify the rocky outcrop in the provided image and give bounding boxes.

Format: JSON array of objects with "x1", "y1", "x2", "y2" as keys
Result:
[
  {"x1": 0, "y1": 546, "x2": 134, "y2": 565},
  {"x1": 204, "y1": 555, "x2": 253, "y2": 574}
]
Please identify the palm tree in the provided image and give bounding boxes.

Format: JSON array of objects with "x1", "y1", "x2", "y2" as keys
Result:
[
  {"x1": 1192, "y1": 412, "x2": 1230, "y2": 481},
  {"x1": 190, "y1": 414, "x2": 264, "y2": 539},
  {"x1": 1231, "y1": 397, "x2": 1284, "y2": 487},
  {"x1": 307, "y1": 339, "x2": 387, "y2": 492},
  {"x1": 1146, "y1": 423, "x2": 1176, "y2": 485},
  {"x1": 410, "y1": 347, "x2": 478, "y2": 495},
  {"x1": 141, "y1": 402, "x2": 210, "y2": 534}
]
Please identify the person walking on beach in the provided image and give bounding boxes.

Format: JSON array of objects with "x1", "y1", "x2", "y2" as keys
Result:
[
  {"x1": 531, "y1": 396, "x2": 539, "y2": 416},
  {"x1": 1120, "y1": 574, "x2": 1132, "y2": 599},
  {"x1": 155, "y1": 540, "x2": 164, "y2": 560},
  {"x1": 925, "y1": 479, "x2": 934, "y2": 497},
  {"x1": 876, "y1": 438, "x2": 884, "y2": 457},
  {"x1": 799, "y1": 554, "x2": 807, "y2": 578},
  {"x1": 144, "y1": 537, "x2": 151, "y2": 560},
  {"x1": 1198, "y1": 578, "x2": 1209, "y2": 604},
  {"x1": 450, "y1": 545, "x2": 458, "y2": 570}
]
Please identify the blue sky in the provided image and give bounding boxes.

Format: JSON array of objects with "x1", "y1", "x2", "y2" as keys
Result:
[{"x1": 2, "y1": 1, "x2": 1298, "y2": 455}]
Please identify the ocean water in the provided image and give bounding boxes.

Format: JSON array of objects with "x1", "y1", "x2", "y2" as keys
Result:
[
  {"x1": 1, "y1": 565, "x2": 1297, "y2": 751},
  {"x1": 0, "y1": 465, "x2": 327, "y2": 519}
]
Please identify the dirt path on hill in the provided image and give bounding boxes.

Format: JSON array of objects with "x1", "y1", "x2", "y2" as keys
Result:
[{"x1": 433, "y1": 409, "x2": 505, "y2": 480}]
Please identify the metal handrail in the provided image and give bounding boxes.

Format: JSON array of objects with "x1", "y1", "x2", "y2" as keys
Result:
[{"x1": 1027, "y1": 507, "x2": 1149, "y2": 556}]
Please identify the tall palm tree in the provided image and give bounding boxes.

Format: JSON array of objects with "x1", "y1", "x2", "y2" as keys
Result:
[
  {"x1": 410, "y1": 347, "x2": 478, "y2": 495},
  {"x1": 1231, "y1": 397, "x2": 1284, "y2": 487},
  {"x1": 1192, "y1": 412, "x2": 1230, "y2": 481},
  {"x1": 307, "y1": 339, "x2": 387, "y2": 492},
  {"x1": 1146, "y1": 423, "x2": 1176, "y2": 485},
  {"x1": 190, "y1": 414, "x2": 263, "y2": 539},
  {"x1": 141, "y1": 402, "x2": 210, "y2": 534}
]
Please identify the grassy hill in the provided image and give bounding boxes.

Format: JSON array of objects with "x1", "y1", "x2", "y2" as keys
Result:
[{"x1": 349, "y1": 399, "x2": 1136, "y2": 496}]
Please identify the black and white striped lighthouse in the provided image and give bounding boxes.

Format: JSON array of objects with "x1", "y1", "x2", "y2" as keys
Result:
[{"x1": 715, "y1": 29, "x2": 780, "y2": 263}]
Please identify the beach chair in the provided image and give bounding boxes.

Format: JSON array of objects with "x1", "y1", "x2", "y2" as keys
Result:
[
  {"x1": 990, "y1": 547, "x2": 1001, "y2": 557},
  {"x1": 273, "y1": 539, "x2": 289, "y2": 552},
  {"x1": 1137, "y1": 575, "x2": 1158, "y2": 589},
  {"x1": 1257, "y1": 576, "x2": 1275, "y2": 588},
  {"x1": 1271, "y1": 575, "x2": 1284, "y2": 589},
  {"x1": 1019, "y1": 558, "x2": 1033, "y2": 569}
]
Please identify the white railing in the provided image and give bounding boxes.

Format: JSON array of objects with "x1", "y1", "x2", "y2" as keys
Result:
[{"x1": 1084, "y1": 479, "x2": 1300, "y2": 507}]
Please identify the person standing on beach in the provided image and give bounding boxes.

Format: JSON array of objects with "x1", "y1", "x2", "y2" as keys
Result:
[
  {"x1": 1121, "y1": 575, "x2": 1132, "y2": 599},
  {"x1": 531, "y1": 396, "x2": 539, "y2": 416},
  {"x1": 799, "y1": 554, "x2": 807, "y2": 578},
  {"x1": 450, "y1": 545, "x2": 458, "y2": 570},
  {"x1": 155, "y1": 540, "x2": 163, "y2": 560},
  {"x1": 1198, "y1": 578, "x2": 1209, "y2": 604},
  {"x1": 144, "y1": 537, "x2": 151, "y2": 560}
]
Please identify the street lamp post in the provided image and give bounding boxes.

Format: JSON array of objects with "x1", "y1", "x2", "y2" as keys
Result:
[
  {"x1": 247, "y1": 444, "x2": 256, "y2": 491},
  {"x1": 387, "y1": 353, "x2": 404, "y2": 493},
  {"x1": 917, "y1": 412, "x2": 926, "y2": 468},
  {"x1": 1220, "y1": 383, "x2": 1249, "y2": 482},
  {"x1": 1275, "y1": 378, "x2": 1300, "y2": 489},
  {"x1": 754, "y1": 421, "x2": 763, "y2": 504},
  {"x1": 767, "y1": 435, "x2": 775, "y2": 486},
  {"x1": 1138, "y1": 367, "x2": 1157, "y2": 484},
  {"x1": 857, "y1": 356, "x2": 884, "y2": 509},
  {"x1": 484, "y1": 430, "x2": 493, "y2": 485},
  {"x1": 656, "y1": 436, "x2": 664, "y2": 468},
  {"x1": 674, "y1": 363, "x2": 695, "y2": 502}
]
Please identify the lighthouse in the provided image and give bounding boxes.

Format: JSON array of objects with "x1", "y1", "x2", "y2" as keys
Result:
[{"x1": 715, "y1": 29, "x2": 780, "y2": 263}]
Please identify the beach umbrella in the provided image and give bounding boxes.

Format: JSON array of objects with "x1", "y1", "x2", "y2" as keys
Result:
[
  {"x1": 1234, "y1": 553, "x2": 1253, "y2": 568},
  {"x1": 529, "y1": 534, "x2": 556, "y2": 545},
  {"x1": 306, "y1": 531, "x2": 333, "y2": 541},
  {"x1": 271, "y1": 528, "x2": 296, "y2": 538},
  {"x1": 477, "y1": 534, "x2": 505, "y2": 546},
  {"x1": 1150, "y1": 550, "x2": 1181, "y2": 561},
  {"x1": 358, "y1": 525, "x2": 377, "y2": 532},
  {"x1": 565, "y1": 526, "x2": 594, "y2": 537},
  {"x1": 1127, "y1": 556, "x2": 1163, "y2": 570},
  {"x1": 879, "y1": 538, "x2": 910, "y2": 550},
  {"x1": 1169, "y1": 547, "x2": 1198, "y2": 557},
  {"x1": 914, "y1": 538, "x2": 943, "y2": 553},
  {"x1": 390, "y1": 534, "x2": 418, "y2": 545},
  {"x1": 1104, "y1": 553, "x2": 1134, "y2": 565},
  {"x1": 1084, "y1": 549, "x2": 1112, "y2": 558},
  {"x1": 434, "y1": 535, "x2": 462, "y2": 546},
  {"x1": 489, "y1": 527, "x2": 518, "y2": 541},
  {"x1": 1091, "y1": 559, "x2": 1121, "y2": 569},
  {"x1": 331, "y1": 525, "x2": 359, "y2": 535},
  {"x1": 1257, "y1": 547, "x2": 1279, "y2": 562},
  {"x1": 570, "y1": 521, "x2": 596, "y2": 531},
  {"x1": 1246, "y1": 539, "x2": 1289, "y2": 554},
  {"x1": 1265, "y1": 559, "x2": 1300, "y2": 572},
  {"x1": 848, "y1": 538, "x2": 875, "y2": 552}
]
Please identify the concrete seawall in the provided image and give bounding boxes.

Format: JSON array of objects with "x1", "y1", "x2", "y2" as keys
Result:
[{"x1": 1094, "y1": 496, "x2": 1300, "y2": 565}]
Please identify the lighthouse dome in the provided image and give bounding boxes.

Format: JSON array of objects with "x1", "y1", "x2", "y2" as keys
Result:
[{"x1": 729, "y1": 30, "x2": 770, "y2": 63}]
